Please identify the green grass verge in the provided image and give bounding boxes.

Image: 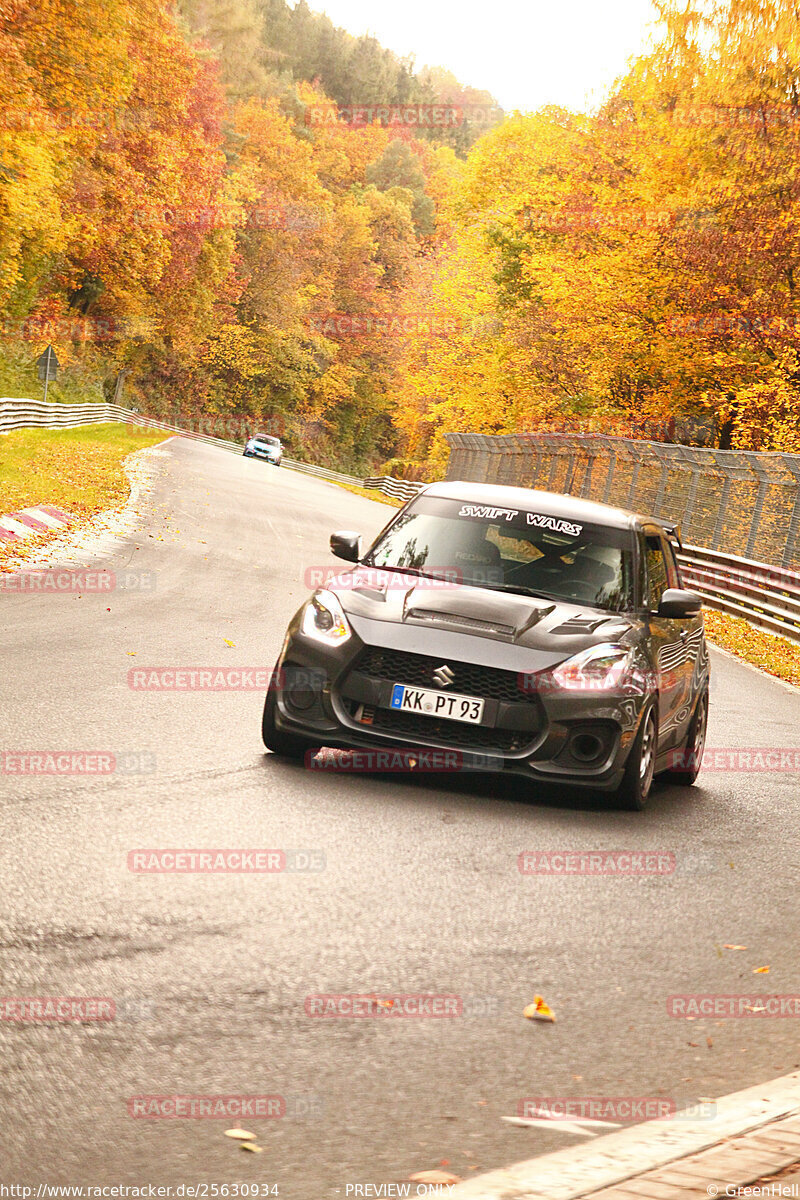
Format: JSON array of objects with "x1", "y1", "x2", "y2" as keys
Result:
[{"x1": 0, "y1": 423, "x2": 168, "y2": 519}]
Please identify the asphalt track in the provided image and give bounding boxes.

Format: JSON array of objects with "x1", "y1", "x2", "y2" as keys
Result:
[{"x1": 2, "y1": 437, "x2": 799, "y2": 1196}]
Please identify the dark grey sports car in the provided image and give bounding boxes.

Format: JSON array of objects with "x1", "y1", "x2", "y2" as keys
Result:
[{"x1": 262, "y1": 482, "x2": 709, "y2": 809}]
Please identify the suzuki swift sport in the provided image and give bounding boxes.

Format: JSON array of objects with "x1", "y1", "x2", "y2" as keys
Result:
[{"x1": 262, "y1": 482, "x2": 709, "y2": 809}]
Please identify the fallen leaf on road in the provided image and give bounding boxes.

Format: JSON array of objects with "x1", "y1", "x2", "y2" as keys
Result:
[
  {"x1": 706, "y1": 1037, "x2": 713, "y2": 1048},
  {"x1": 127, "y1": 652, "x2": 137, "y2": 656},
  {"x1": 524, "y1": 994, "x2": 556, "y2": 1022},
  {"x1": 753, "y1": 966, "x2": 770, "y2": 974},
  {"x1": 240, "y1": 1143, "x2": 263, "y2": 1154},
  {"x1": 409, "y1": 1171, "x2": 461, "y2": 1185},
  {"x1": 223, "y1": 638, "x2": 236, "y2": 647},
  {"x1": 225, "y1": 1129, "x2": 255, "y2": 1140},
  {"x1": 723, "y1": 944, "x2": 747, "y2": 950}
]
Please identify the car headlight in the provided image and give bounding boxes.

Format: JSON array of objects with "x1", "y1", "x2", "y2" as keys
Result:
[
  {"x1": 301, "y1": 589, "x2": 351, "y2": 645},
  {"x1": 551, "y1": 643, "x2": 633, "y2": 691}
]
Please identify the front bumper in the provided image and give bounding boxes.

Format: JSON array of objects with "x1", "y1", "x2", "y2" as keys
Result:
[{"x1": 269, "y1": 613, "x2": 648, "y2": 791}]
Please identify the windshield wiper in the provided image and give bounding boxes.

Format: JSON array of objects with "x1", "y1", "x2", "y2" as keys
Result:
[
  {"x1": 477, "y1": 582, "x2": 560, "y2": 601},
  {"x1": 363, "y1": 562, "x2": 454, "y2": 582}
]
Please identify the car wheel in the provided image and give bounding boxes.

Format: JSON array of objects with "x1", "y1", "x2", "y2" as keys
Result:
[
  {"x1": 262, "y1": 685, "x2": 311, "y2": 760},
  {"x1": 614, "y1": 704, "x2": 657, "y2": 811},
  {"x1": 665, "y1": 687, "x2": 708, "y2": 786}
]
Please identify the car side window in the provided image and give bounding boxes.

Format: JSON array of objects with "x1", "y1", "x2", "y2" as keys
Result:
[{"x1": 645, "y1": 535, "x2": 669, "y2": 611}]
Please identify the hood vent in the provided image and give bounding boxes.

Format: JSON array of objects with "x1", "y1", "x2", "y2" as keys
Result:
[
  {"x1": 405, "y1": 608, "x2": 516, "y2": 640},
  {"x1": 552, "y1": 614, "x2": 612, "y2": 635}
]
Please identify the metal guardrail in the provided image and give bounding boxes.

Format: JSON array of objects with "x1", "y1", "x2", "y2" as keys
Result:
[
  {"x1": 362, "y1": 475, "x2": 424, "y2": 502},
  {"x1": 0, "y1": 398, "x2": 417, "y2": 505},
  {"x1": 0, "y1": 398, "x2": 244, "y2": 452},
  {"x1": 678, "y1": 545, "x2": 800, "y2": 643}
]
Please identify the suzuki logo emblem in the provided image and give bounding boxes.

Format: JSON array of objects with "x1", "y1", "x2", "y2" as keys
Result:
[{"x1": 432, "y1": 664, "x2": 455, "y2": 688}]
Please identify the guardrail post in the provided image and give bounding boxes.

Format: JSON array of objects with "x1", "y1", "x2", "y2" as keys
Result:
[
  {"x1": 602, "y1": 449, "x2": 616, "y2": 502},
  {"x1": 710, "y1": 478, "x2": 732, "y2": 549},
  {"x1": 580, "y1": 448, "x2": 596, "y2": 498},
  {"x1": 627, "y1": 457, "x2": 641, "y2": 507},
  {"x1": 744, "y1": 458, "x2": 770, "y2": 560},
  {"x1": 653, "y1": 456, "x2": 670, "y2": 517},
  {"x1": 681, "y1": 456, "x2": 701, "y2": 538},
  {"x1": 782, "y1": 457, "x2": 800, "y2": 567}
]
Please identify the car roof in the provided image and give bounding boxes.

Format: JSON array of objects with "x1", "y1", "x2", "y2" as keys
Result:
[{"x1": 420, "y1": 480, "x2": 661, "y2": 532}]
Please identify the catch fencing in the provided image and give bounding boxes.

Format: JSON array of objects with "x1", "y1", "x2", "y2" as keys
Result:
[{"x1": 445, "y1": 432, "x2": 800, "y2": 643}]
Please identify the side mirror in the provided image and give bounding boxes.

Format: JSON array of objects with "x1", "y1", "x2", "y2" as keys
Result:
[
  {"x1": 330, "y1": 530, "x2": 361, "y2": 563},
  {"x1": 657, "y1": 588, "x2": 703, "y2": 619}
]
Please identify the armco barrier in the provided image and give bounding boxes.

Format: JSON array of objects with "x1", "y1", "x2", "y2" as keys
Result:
[
  {"x1": 0, "y1": 398, "x2": 417, "y2": 504},
  {"x1": 362, "y1": 475, "x2": 424, "y2": 502},
  {"x1": 678, "y1": 545, "x2": 800, "y2": 642}
]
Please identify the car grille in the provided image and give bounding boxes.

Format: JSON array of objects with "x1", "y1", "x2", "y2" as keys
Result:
[
  {"x1": 359, "y1": 704, "x2": 534, "y2": 753},
  {"x1": 342, "y1": 647, "x2": 543, "y2": 755},
  {"x1": 355, "y1": 647, "x2": 535, "y2": 704}
]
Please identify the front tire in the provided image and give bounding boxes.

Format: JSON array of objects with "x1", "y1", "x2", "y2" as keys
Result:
[
  {"x1": 614, "y1": 704, "x2": 657, "y2": 811},
  {"x1": 665, "y1": 687, "x2": 708, "y2": 786},
  {"x1": 262, "y1": 686, "x2": 311, "y2": 760}
]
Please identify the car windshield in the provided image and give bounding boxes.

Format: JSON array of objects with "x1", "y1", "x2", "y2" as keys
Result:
[
  {"x1": 253, "y1": 436, "x2": 279, "y2": 447},
  {"x1": 365, "y1": 496, "x2": 635, "y2": 612}
]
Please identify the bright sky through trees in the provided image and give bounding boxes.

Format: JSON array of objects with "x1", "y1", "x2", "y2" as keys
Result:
[{"x1": 313, "y1": 0, "x2": 662, "y2": 113}]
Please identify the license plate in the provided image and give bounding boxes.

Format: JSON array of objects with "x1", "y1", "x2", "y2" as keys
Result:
[{"x1": 390, "y1": 683, "x2": 485, "y2": 724}]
